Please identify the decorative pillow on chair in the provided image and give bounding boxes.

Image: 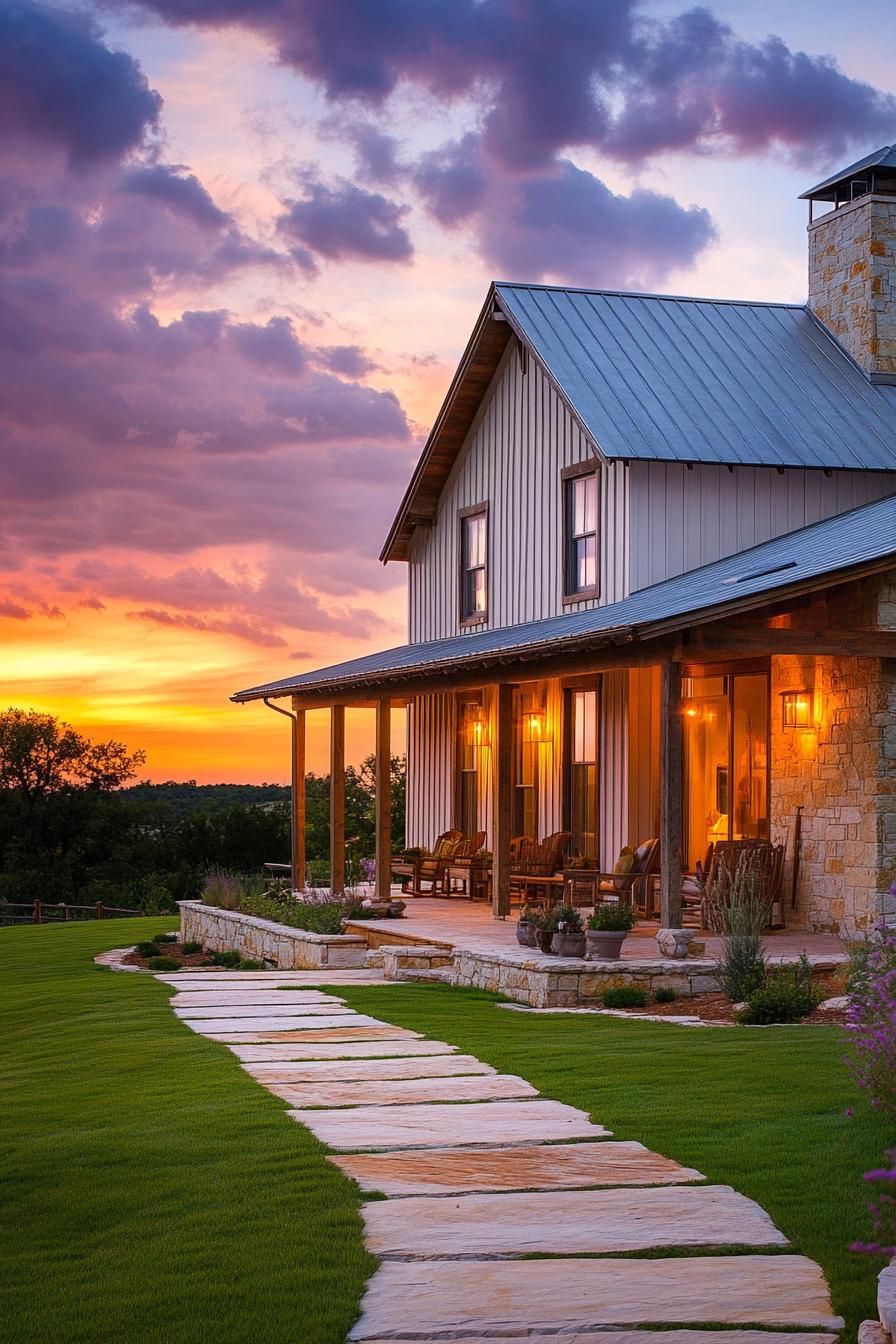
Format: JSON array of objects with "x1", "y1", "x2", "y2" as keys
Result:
[{"x1": 611, "y1": 846, "x2": 634, "y2": 890}]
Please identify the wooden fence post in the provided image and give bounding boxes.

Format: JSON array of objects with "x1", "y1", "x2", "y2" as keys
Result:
[
  {"x1": 34, "y1": 899, "x2": 41, "y2": 925},
  {"x1": 96, "y1": 902, "x2": 104, "y2": 920}
]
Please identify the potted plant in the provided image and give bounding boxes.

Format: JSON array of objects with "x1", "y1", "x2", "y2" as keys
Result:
[
  {"x1": 516, "y1": 903, "x2": 542, "y2": 947},
  {"x1": 548, "y1": 905, "x2": 586, "y2": 958},
  {"x1": 586, "y1": 903, "x2": 635, "y2": 960}
]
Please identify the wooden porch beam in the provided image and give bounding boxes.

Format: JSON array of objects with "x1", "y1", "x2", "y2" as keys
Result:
[
  {"x1": 684, "y1": 630, "x2": 896, "y2": 659},
  {"x1": 375, "y1": 699, "x2": 392, "y2": 902},
  {"x1": 492, "y1": 682, "x2": 514, "y2": 919},
  {"x1": 659, "y1": 659, "x2": 683, "y2": 929},
  {"x1": 329, "y1": 705, "x2": 346, "y2": 896},
  {"x1": 289, "y1": 699, "x2": 306, "y2": 892}
]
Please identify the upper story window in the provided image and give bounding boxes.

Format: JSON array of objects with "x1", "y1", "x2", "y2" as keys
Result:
[
  {"x1": 563, "y1": 467, "x2": 598, "y2": 599},
  {"x1": 459, "y1": 505, "x2": 488, "y2": 624}
]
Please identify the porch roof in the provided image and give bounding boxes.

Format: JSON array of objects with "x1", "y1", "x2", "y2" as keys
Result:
[{"x1": 233, "y1": 493, "x2": 896, "y2": 702}]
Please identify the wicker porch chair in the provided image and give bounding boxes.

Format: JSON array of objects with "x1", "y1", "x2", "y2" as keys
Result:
[
  {"x1": 393, "y1": 828, "x2": 463, "y2": 895},
  {"x1": 701, "y1": 839, "x2": 781, "y2": 933}
]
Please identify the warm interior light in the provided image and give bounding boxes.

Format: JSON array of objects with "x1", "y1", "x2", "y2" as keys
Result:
[{"x1": 781, "y1": 689, "x2": 814, "y2": 730}]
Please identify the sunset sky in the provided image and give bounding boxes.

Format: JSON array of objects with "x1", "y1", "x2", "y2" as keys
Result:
[{"x1": 3, "y1": 0, "x2": 896, "y2": 783}]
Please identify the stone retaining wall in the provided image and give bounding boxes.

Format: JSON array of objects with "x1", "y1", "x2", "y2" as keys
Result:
[{"x1": 178, "y1": 901, "x2": 368, "y2": 970}]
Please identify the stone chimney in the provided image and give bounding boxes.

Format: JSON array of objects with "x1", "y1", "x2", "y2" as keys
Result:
[{"x1": 802, "y1": 146, "x2": 896, "y2": 384}]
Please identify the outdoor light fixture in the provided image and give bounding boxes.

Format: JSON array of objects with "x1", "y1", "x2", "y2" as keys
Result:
[
  {"x1": 465, "y1": 704, "x2": 489, "y2": 749},
  {"x1": 523, "y1": 707, "x2": 547, "y2": 743},
  {"x1": 781, "y1": 689, "x2": 814, "y2": 730}
]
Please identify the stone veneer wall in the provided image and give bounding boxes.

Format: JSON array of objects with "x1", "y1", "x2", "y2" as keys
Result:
[
  {"x1": 770, "y1": 653, "x2": 896, "y2": 932},
  {"x1": 178, "y1": 901, "x2": 368, "y2": 969},
  {"x1": 808, "y1": 195, "x2": 896, "y2": 380}
]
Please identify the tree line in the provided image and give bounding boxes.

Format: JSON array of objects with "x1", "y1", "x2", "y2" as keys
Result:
[{"x1": 0, "y1": 709, "x2": 405, "y2": 912}]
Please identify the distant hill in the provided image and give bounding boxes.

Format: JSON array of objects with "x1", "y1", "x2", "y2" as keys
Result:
[{"x1": 123, "y1": 780, "x2": 290, "y2": 817}]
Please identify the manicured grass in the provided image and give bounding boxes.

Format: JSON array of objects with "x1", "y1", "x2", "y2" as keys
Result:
[
  {"x1": 338, "y1": 982, "x2": 892, "y2": 1344},
  {"x1": 1, "y1": 921, "x2": 375, "y2": 1344}
]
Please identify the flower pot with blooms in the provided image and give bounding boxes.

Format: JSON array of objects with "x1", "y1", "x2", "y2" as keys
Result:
[
  {"x1": 547, "y1": 905, "x2": 586, "y2": 958},
  {"x1": 516, "y1": 903, "x2": 544, "y2": 947}
]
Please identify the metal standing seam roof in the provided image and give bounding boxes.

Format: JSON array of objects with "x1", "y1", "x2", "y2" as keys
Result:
[
  {"x1": 494, "y1": 284, "x2": 896, "y2": 472},
  {"x1": 799, "y1": 145, "x2": 896, "y2": 200},
  {"x1": 233, "y1": 492, "x2": 896, "y2": 701}
]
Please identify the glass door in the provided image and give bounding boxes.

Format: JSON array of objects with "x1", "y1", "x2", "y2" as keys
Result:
[
  {"x1": 565, "y1": 687, "x2": 598, "y2": 862},
  {"x1": 682, "y1": 668, "x2": 769, "y2": 869}
]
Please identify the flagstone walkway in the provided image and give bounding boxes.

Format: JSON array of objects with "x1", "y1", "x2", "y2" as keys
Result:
[{"x1": 157, "y1": 969, "x2": 844, "y2": 1342}]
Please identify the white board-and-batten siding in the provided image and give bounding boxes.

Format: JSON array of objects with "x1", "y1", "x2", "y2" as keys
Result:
[{"x1": 407, "y1": 344, "x2": 628, "y2": 645}]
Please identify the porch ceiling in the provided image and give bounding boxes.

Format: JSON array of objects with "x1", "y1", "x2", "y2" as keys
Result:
[{"x1": 232, "y1": 493, "x2": 896, "y2": 704}]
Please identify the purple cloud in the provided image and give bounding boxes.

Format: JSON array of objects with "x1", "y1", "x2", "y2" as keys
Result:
[
  {"x1": 277, "y1": 174, "x2": 413, "y2": 266},
  {"x1": 478, "y1": 159, "x2": 717, "y2": 287},
  {"x1": 121, "y1": 165, "x2": 230, "y2": 229},
  {"x1": 1, "y1": 1, "x2": 161, "y2": 167},
  {"x1": 411, "y1": 134, "x2": 486, "y2": 227},
  {"x1": 123, "y1": 0, "x2": 896, "y2": 170}
]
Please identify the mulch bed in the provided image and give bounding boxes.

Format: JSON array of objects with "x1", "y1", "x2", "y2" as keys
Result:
[
  {"x1": 121, "y1": 946, "x2": 229, "y2": 971},
  {"x1": 619, "y1": 991, "x2": 849, "y2": 1026}
]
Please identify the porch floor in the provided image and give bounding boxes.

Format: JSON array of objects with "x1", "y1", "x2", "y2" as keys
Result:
[{"x1": 353, "y1": 894, "x2": 847, "y2": 966}]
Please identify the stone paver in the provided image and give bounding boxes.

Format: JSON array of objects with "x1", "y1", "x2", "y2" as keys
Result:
[
  {"x1": 348, "y1": 1256, "x2": 843, "y2": 1340},
  {"x1": 228, "y1": 1039, "x2": 454, "y2": 1062},
  {"x1": 270, "y1": 1073, "x2": 537, "y2": 1109},
  {"x1": 332, "y1": 1140, "x2": 702, "y2": 1195},
  {"x1": 242, "y1": 1055, "x2": 494, "y2": 1083},
  {"x1": 171, "y1": 990, "x2": 339, "y2": 1006},
  {"x1": 365, "y1": 1334, "x2": 840, "y2": 1344},
  {"x1": 173, "y1": 1003, "x2": 355, "y2": 1019},
  {"x1": 362, "y1": 1184, "x2": 788, "y2": 1258},
  {"x1": 181, "y1": 1012, "x2": 383, "y2": 1034},
  {"x1": 295, "y1": 1098, "x2": 609, "y2": 1151},
  {"x1": 206, "y1": 1025, "x2": 422, "y2": 1043}
]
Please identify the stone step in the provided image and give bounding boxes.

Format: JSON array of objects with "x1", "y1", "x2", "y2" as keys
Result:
[
  {"x1": 394, "y1": 967, "x2": 453, "y2": 984},
  {"x1": 348, "y1": 1256, "x2": 843, "y2": 1340},
  {"x1": 207, "y1": 1025, "x2": 423, "y2": 1044},
  {"x1": 227, "y1": 1039, "x2": 455, "y2": 1062},
  {"x1": 362, "y1": 1184, "x2": 788, "y2": 1258},
  {"x1": 295, "y1": 1098, "x2": 610, "y2": 1151},
  {"x1": 242, "y1": 1054, "x2": 494, "y2": 1083},
  {"x1": 269, "y1": 1073, "x2": 537, "y2": 1109},
  {"x1": 356, "y1": 1333, "x2": 839, "y2": 1344},
  {"x1": 181, "y1": 1012, "x2": 383, "y2": 1034},
  {"x1": 170, "y1": 990, "x2": 339, "y2": 1007},
  {"x1": 332, "y1": 1140, "x2": 703, "y2": 1196},
  {"x1": 174, "y1": 1003, "x2": 354, "y2": 1019}
]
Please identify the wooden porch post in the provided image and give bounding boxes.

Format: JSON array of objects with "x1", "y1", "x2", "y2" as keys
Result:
[
  {"x1": 659, "y1": 659, "x2": 683, "y2": 928},
  {"x1": 375, "y1": 698, "x2": 392, "y2": 901},
  {"x1": 290, "y1": 698, "x2": 306, "y2": 892},
  {"x1": 492, "y1": 682, "x2": 513, "y2": 919},
  {"x1": 330, "y1": 704, "x2": 346, "y2": 895}
]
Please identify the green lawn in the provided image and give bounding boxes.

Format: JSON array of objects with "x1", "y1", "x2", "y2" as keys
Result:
[
  {"x1": 338, "y1": 982, "x2": 892, "y2": 1344},
  {"x1": 4, "y1": 925, "x2": 890, "y2": 1344},
  {"x1": 1, "y1": 920, "x2": 375, "y2": 1344}
]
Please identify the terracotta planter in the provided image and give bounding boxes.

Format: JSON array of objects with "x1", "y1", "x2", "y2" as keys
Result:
[
  {"x1": 586, "y1": 929, "x2": 628, "y2": 960},
  {"x1": 551, "y1": 932, "x2": 586, "y2": 958},
  {"x1": 535, "y1": 929, "x2": 554, "y2": 954},
  {"x1": 516, "y1": 921, "x2": 537, "y2": 947}
]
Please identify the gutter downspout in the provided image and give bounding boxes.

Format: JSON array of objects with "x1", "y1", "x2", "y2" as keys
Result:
[{"x1": 263, "y1": 697, "x2": 299, "y2": 892}]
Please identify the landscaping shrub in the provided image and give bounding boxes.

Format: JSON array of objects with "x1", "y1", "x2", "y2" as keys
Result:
[
  {"x1": 135, "y1": 941, "x2": 162, "y2": 957},
  {"x1": 239, "y1": 890, "x2": 364, "y2": 935},
  {"x1": 736, "y1": 957, "x2": 821, "y2": 1025},
  {"x1": 147, "y1": 956, "x2": 181, "y2": 971},
  {"x1": 654, "y1": 986, "x2": 678, "y2": 1003},
  {"x1": 181, "y1": 941, "x2": 203, "y2": 955},
  {"x1": 154, "y1": 932, "x2": 178, "y2": 944},
  {"x1": 211, "y1": 950, "x2": 242, "y2": 968},
  {"x1": 602, "y1": 985, "x2": 648, "y2": 1008},
  {"x1": 846, "y1": 923, "x2": 896, "y2": 1115},
  {"x1": 712, "y1": 852, "x2": 773, "y2": 1002},
  {"x1": 240, "y1": 959, "x2": 264, "y2": 970}
]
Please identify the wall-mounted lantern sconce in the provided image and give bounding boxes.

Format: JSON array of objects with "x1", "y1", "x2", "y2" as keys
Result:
[
  {"x1": 465, "y1": 704, "x2": 490, "y2": 749},
  {"x1": 781, "y1": 689, "x2": 814, "y2": 730},
  {"x1": 523, "y1": 707, "x2": 547, "y2": 744}
]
